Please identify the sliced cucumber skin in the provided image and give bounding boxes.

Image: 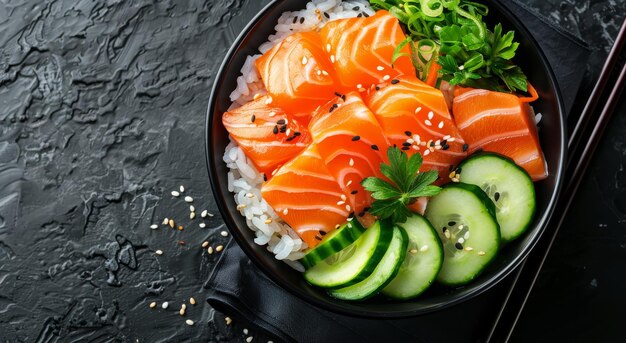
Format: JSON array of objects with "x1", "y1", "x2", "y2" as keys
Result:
[
  {"x1": 301, "y1": 220, "x2": 366, "y2": 269},
  {"x1": 425, "y1": 183, "x2": 501, "y2": 286},
  {"x1": 458, "y1": 152, "x2": 536, "y2": 243},
  {"x1": 304, "y1": 220, "x2": 394, "y2": 289},
  {"x1": 330, "y1": 226, "x2": 408, "y2": 301},
  {"x1": 382, "y1": 215, "x2": 443, "y2": 300}
]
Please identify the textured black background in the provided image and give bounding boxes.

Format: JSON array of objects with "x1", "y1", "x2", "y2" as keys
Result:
[{"x1": 0, "y1": 0, "x2": 624, "y2": 342}]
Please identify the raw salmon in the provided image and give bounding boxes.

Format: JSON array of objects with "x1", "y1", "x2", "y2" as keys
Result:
[
  {"x1": 319, "y1": 10, "x2": 415, "y2": 90},
  {"x1": 452, "y1": 86, "x2": 548, "y2": 180},
  {"x1": 365, "y1": 76, "x2": 467, "y2": 181},
  {"x1": 256, "y1": 31, "x2": 340, "y2": 123},
  {"x1": 222, "y1": 95, "x2": 311, "y2": 175},
  {"x1": 261, "y1": 144, "x2": 350, "y2": 248},
  {"x1": 309, "y1": 92, "x2": 391, "y2": 216}
]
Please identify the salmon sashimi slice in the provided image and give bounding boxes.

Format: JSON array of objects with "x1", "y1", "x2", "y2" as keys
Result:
[
  {"x1": 222, "y1": 95, "x2": 311, "y2": 175},
  {"x1": 261, "y1": 144, "x2": 351, "y2": 249},
  {"x1": 452, "y1": 86, "x2": 548, "y2": 181},
  {"x1": 365, "y1": 76, "x2": 467, "y2": 181},
  {"x1": 319, "y1": 10, "x2": 415, "y2": 90},
  {"x1": 255, "y1": 31, "x2": 340, "y2": 123},
  {"x1": 309, "y1": 92, "x2": 391, "y2": 216}
]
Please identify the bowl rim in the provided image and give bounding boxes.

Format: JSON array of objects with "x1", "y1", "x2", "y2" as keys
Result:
[{"x1": 206, "y1": 0, "x2": 566, "y2": 318}]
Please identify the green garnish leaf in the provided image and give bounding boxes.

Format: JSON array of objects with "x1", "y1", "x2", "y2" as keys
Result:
[{"x1": 362, "y1": 147, "x2": 442, "y2": 223}]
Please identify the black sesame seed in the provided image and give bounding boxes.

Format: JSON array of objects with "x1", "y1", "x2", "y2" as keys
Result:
[
  {"x1": 351, "y1": 190, "x2": 358, "y2": 195},
  {"x1": 341, "y1": 94, "x2": 346, "y2": 101},
  {"x1": 251, "y1": 115, "x2": 256, "y2": 123},
  {"x1": 430, "y1": 141, "x2": 436, "y2": 147},
  {"x1": 442, "y1": 227, "x2": 448, "y2": 233},
  {"x1": 286, "y1": 136, "x2": 295, "y2": 142},
  {"x1": 402, "y1": 142, "x2": 411, "y2": 147},
  {"x1": 375, "y1": 86, "x2": 380, "y2": 91},
  {"x1": 402, "y1": 146, "x2": 410, "y2": 151},
  {"x1": 449, "y1": 165, "x2": 455, "y2": 172},
  {"x1": 319, "y1": 230, "x2": 327, "y2": 236},
  {"x1": 352, "y1": 135, "x2": 361, "y2": 141},
  {"x1": 300, "y1": 17, "x2": 305, "y2": 24},
  {"x1": 494, "y1": 192, "x2": 500, "y2": 202},
  {"x1": 348, "y1": 212, "x2": 355, "y2": 218},
  {"x1": 334, "y1": 91, "x2": 343, "y2": 97},
  {"x1": 357, "y1": 13, "x2": 363, "y2": 17},
  {"x1": 455, "y1": 242, "x2": 463, "y2": 250},
  {"x1": 455, "y1": 167, "x2": 462, "y2": 174},
  {"x1": 391, "y1": 79, "x2": 400, "y2": 84},
  {"x1": 358, "y1": 211, "x2": 365, "y2": 217},
  {"x1": 448, "y1": 221, "x2": 456, "y2": 226},
  {"x1": 352, "y1": 6, "x2": 360, "y2": 10},
  {"x1": 263, "y1": 174, "x2": 267, "y2": 181},
  {"x1": 462, "y1": 143, "x2": 469, "y2": 152},
  {"x1": 273, "y1": 126, "x2": 279, "y2": 134},
  {"x1": 371, "y1": 144, "x2": 379, "y2": 151},
  {"x1": 294, "y1": 131, "x2": 301, "y2": 136},
  {"x1": 363, "y1": 12, "x2": 370, "y2": 17},
  {"x1": 442, "y1": 144, "x2": 450, "y2": 151},
  {"x1": 293, "y1": 16, "x2": 298, "y2": 24},
  {"x1": 276, "y1": 119, "x2": 286, "y2": 125},
  {"x1": 280, "y1": 126, "x2": 287, "y2": 133},
  {"x1": 441, "y1": 139, "x2": 447, "y2": 145},
  {"x1": 324, "y1": 12, "x2": 330, "y2": 18},
  {"x1": 315, "y1": 235, "x2": 322, "y2": 241},
  {"x1": 405, "y1": 131, "x2": 412, "y2": 136}
]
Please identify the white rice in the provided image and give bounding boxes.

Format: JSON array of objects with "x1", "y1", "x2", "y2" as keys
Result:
[{"x1": 224, "y1": 0, "x2": 374, "y2": 271}]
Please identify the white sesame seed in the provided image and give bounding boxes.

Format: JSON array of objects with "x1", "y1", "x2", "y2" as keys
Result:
[
  {"x1": 444, "y1": 230, "x2": 451, "y2": 238},
  {"x1": 181, "y1": 303, "x2": 187, "y2": 310},
  {"x1": 169, "y1": 219, "x2": 175, "y2": 228},
  {"x1": 245, "y1": 192, "x2": 254, "y2": 198},
  {"x1": 201, "y1": 210, "x2": 207, "y2": 218},
  {"x1": 412, "y1": 145, "x2": 419, "y2": 150},
  {"x1": 424, "y1": 149, "x2": 431, "y2": 156},
  {"x1": 321, "y1": 70, "x2": 329, "y2": 76},
  {"x1": 410, "y1": 249, "x2": 418, "y2": 254},
  {"x1": 243, "y1": 329, "x2": 249, "y2": 335},
  {"x1": 407, "y1": 138, "x2": 414, "y2": 144},
  {"x1": 425, "y1": 119, "x2": 432, "y2": 126},
  {"x1": 162, "y1": 302, "x2": 169, "y2": 309},
  {"x1": 335, "y1": 224, "x2": 340, "y2": 229},
  {"x1": 341, "y1": 194, "x2": 347, "y2": 201},
  {"x1": 202, "y1": 241, "x2": 209, "y2": 248},
  {"x1": 286, "y1": 128, "x2": 291, "y2": 136},
  {"x1": 358, "y1": 88, "x2": 366, "y2": 92},
  {"x1": 326, "y1": 43, "x2": 331, "y2": 52},
  {"x1": 420, "y1": 245, "x2": 429, "y2": 252},
  {"x1": 253, "y1": 93, "x2": 261, "y2": 101},
  {"x1": 190, "y1": 212, "x2": 196, "y2": 219},
  {"x1": 478, "y1": 251, "x2": 486, "y2": 256},
  {"x1": 443, "y1": 135, "x2": 451, "y2": 140},
  {"x1": 155, "y1": 250, "x2": 163, "y2": 255},
  {"x1": 330, "y1": 55, "x2": 335, "y2": 63},
  {"x1": 337, "y1": 200, "x2": 345, "y2": 205},
  {"x1": 189, "y1": 205, "x2": 195, "y2": 212},
  {"x1": 376, "y1": 66, "x2": 384, "y2": 71},
  {"x1": 349, "y1": 158, "x2": 354, "y2": 166},
  {"x1": 415, "y1": 107, "x2": 422, "y2": 114},
  {"x1": 302, "y1": 56, "x2": 308, "y2": 65},
  {"x1": 383, "y1": 75, "x2": 390, "y2": 81},
  {"x1": 190, "y1": 297, "x2": 196, "y2": 305},
  {"x1": 149, "y1": 302, "x2": 157, "y2": 308},
  {"x1": 316, "y1": 70, "x2": 322, "y2": 76},
  {"x1": 268, "y1": 111, "x2": 276, "y2": 117},
  {"x1": 179, "y1": 185, "x2": 185, "y2": 193},
  {"x1": 265, "y1": 97, "x2": 273, "y2": 105},
  {"x1": 246, "y1": 337, "x2": 253, "y2": 343},
  {"x1": 428, "y1": 111, "x2": 434, "y2": 120},
  {"x1": 346, "y1": 180, "x2": 353, "y2": 186},
  {"x1": 216, "y1": 245, "x2": 224, "y2": 252},
  {"x1": 458, "y1": 225, "x2": 464, "y2": 230},
  {"x1": 186, "y1": 319, "x2": 194, "y2": 326},
  {"x1": 208, "y1": 247, "x2": 214, "y2": 254},
  {"x1": 221, "y1": 231, "x2": 228, "y2": 237},
  {"x1": 448, "y1": 137, "x2": 456, "y2": 142},
  {"x1": 464, "y1": 231, "x2": 470, "y2": 239},
  {"x1": 184, "y1": 196, "x2": 193, "y2": 203},
  {"x1": 150, "y1": 224, "x2": 158, "y2": 229},
  {"x1": 179, "y1": 308, "x2": 185, "y2": 316},
  {"x1": 236, "y1": 204, "x2": 247, "y2": 210},
  {"x1": 345, "y1": 204, "x2": 351, "y2": 212},
  {"x1": 356, "y1": 84, "x2": 362, "y2": 89},
  {"x1": 225, "y1": 317, "x2": 232, "y2": 325},
  {"x1": 465, "y1": 246, "x2": 474, "y2": 251},
  {"x1": 438, "y1": 121, "x2": 444, "y2": 129},
  {"x1": 282, "y1": 208, "x2": 288, "y2": 215},
  {"x1": 162, "y1": 218, "x2": 169, "y2": 225},
  {"x1": 264, "y1": 219, "x2": 272, "y2": 224},
  {"x1": 199, "y1": 223, "x2": 206, "y2": 228},
  {"x1": 458, "y1": 238, "x2": 465, "y2": 244},
  {"x1": 171, "y1": 191, "x2": 180, "y2": 197}
]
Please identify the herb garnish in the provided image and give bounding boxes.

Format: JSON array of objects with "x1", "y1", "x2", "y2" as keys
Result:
[
  {"x1": 370, "y1": 0, "x2": 528, "y2": 92},
  {"x1": 362, "y1": 147, "x2": 441, "y2": 223}
]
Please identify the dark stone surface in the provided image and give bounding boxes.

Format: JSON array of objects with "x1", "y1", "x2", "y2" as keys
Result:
[{"x1": 0, "y1": 0, "x2": 623, "y2": 342}]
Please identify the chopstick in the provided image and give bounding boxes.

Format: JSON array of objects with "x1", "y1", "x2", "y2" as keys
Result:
[{"x1": 487, "y1": 18, "x2": 626, "y2": 343}]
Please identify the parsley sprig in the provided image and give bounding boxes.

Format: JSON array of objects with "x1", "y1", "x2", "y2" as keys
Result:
[
  {"x1": 361, "y1": 147, "x2": 441, "y2": 223},
  {"x1": 371, "y1": 0, "x2": 528, "y2": 92}
]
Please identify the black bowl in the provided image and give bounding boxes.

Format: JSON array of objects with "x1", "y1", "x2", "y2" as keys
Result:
[{"x1": 206, "y1": 0, "x2": 565, "y2": 318}]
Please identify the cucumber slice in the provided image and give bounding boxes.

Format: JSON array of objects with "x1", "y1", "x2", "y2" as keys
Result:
[
  {"x1": 301, "y1": 220, "x2": 366, "y2": 269},
  {"x1": 425, "y1": 183, "x2": 500, "y2": 286},
  {"x1": 382, "y1": 215, "x2": 443, "y2": 299},
  {"x1": 330, "y1": 226, "x2": 408, "y2": 300},
  {"x1": 458, "y1": 153, "x2": 536, "y2": 242},
  {"x1": 304, "y1": 220, "x2": 393, "y2": 288}
]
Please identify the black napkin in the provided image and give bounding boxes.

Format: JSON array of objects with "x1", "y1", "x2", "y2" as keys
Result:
[{"x1": 206, "y1": 1, "x2": 590, "y2": 342}]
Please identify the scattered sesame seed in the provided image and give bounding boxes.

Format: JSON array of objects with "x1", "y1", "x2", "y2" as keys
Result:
[
  {"x1": 268, "y1": 111, "x2": 276, "y2": 117},
  {"x1": 184, "y1": 196, "x2": 193, "y2": 203},
  {"x1": 448, "y1": 221, "x2": 456, "y2": 226},
  {"x1": 237, "y1": 204, "x2": 247, "y2": 210},
  {"x1": 316, "y1": 70, "x2": 322, "y2": 76},
  {"x1": 208, "y1": 247, "x2": 214, "y2": 254},
  {"x1": 415, "y1": 107, "x2": 422, "y2": 114},
  {"x1": 371, "y1": 144, "x2": 379, "y2": 151},
  {"x1": 244, "y1": 329, "x2": 249, "y2": 335},
  {"x1": 346, "y1": 180, "x2": 353, "y2": 186},
  {"x1": 190, "y1": 212, "x2": 196, "y2": 219},
  {"x1": 356, "y1": 84, "x2": 362, "y2": 89},
  {"x1": 265, "y1": 97, "x2": 272, "y2": 105},
  {"x1": 410, "y1": 249, "x2": 418, "y2": 254},
  {"x1": 221, "y1": 231, "x2": 228, "y2": 237},
  {"x1": 465, "y1": 246, "x2": 474, "y2": 251},
  {"x1": 253, "y1": 93, "x2": 262, "y2": 100},
  {"x1": 438, "y1": 121, "x2": 444, "y2": 129},
  {"x1": 186, "y1": 319, "x2": 194, "y2": 326},
  {"x1": 150, "y1": 302, "x2": 157, "y2": 308},
  {"x1": 420, "y1": 245, "x2": 429, "y2": 252},
  {"x1": 337, "y1": 200, "x2": 345, "y2": 205},
  {"x1": 162, "y1": 218, "x2": 169, "y2": 225},
  {"x1": 169, "y1": 219, "x2": 175, "y2": 228},
  {"x1": 458, "y1": 224, "x2": 464, "y2": 230},
  {"x1": 391, "y1": 79, "x2": 400, "y2": 84},
  {"x1": 216, "y1": 245, "x2": 224, "y2": 252},
  {"x1": 424, "y1": 149, "x2": 430, "y2": 156},
  {"x1": 478, "y1": 251, "x2": 486, "y2": 256},
  {"x1": 162, "y1": 301, "x2": 169, "y2": 309},
  {"x1": 351, "y1": 190, "x2": 358, "y2": 195},
  {"x1": 199, "y1": 223, "x2": 206, "y2": 228},
  {"x1": 349, "y1": 158, "x2": 354, "y2": 166},
  {"x1": 494, "y1": 192, "x2": 501, "y2": 202},
  {"x1": 428, "y1": 111, "x2": 434, "y2": 120},
  {"x1": 383, "y1": 75, "x2": 390, "y2": 81},
  {"x1": 444, "y1": 230, "x2": 451, "y2": 239},
  {"x1": 150, "y1": 224, "x2": 158, "y2": 229},
  {"x1": 448, "y1": 137, "x2": 456, "y2": 142},
  {"x1": 455, "y1": 242, "x2": 463, "y2": 250},
  {"x1": 326, "y1": 43, "x2": 331, "y2": 52},
  {"x1": 282, "y1": 208, "x2": 289, "y2": 215},
  {"x1": 345, "y1": 204, "x2": 351, "y2": 212},
  {"x1": 464, "y1": 231, "x2": 470, "y2": 239},
  {"x1": 225, "y1": 317, "x2": 232, "y2": 325},
  {"x1": 458, "y1": 237, "x2": 465, "y2": 244},
  {"x1": 264, "y1": 219, "x2": 272, "y2": 224},
  {"x1": 246, "y1": 337, "x2": 253, "y2": 343},
  {"x1": 351, "y1": 135, "x2": 360, "y2": 141},
  {"x1": 376, "y1": 66, "x2": 384, "y2": 71},
  {"x1": 171, "y1": 191, "x2": 180, "y2": 197},
  {"x1": 300, "y1": 17, "x2": 304, "y2": 24},
  {"x1": 341, "y1": 194, "x2": 347, "y2": 201},
  {"x1": 425, "y1": 119, "x2": 432, "y2": 126},
  {"x1": 302, "y1": 56, "x2": 308, "y2": 65},
  {"x1": 155, "y1": 250, "x2": 163, "y2": 255},
  {"x1": 202, "y1": 241, "x2": 209, "y2": 248},
  {"x1": 330, "y1": 55, "x2": 335, "y2": 63},
  {"x1": 179, "y1": 308, "x2": 185, "y2": 316},
  {"x1": 322, "y1": 70, "x2": 329, "y2": 76},
  {"x1": 179, "y1": 185, "x2": 185, "y2": 193}
]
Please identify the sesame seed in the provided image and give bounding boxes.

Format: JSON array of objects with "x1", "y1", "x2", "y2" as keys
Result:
[
  {"x1": 371, "y1": 144, "x2": 379, "y2": 151},
  {"x1": 322, "y1": 70, "x2": 329, "y2": 76},
  {"x1": 225, "y1": 317, "x2": 232, "y2": 325},
  {"x1": 246, "y1": 337, "x2": 253, "y2": 343},
  {"x1": 244, "y1": 329, "x2": 249, "y2": 335},
  {"x1": 377, "y1": 66, "x2": 384, "y2": 71},
  {"x1": 448, "y1": 221, "x2": 456, "y2": 226},
  {"x1": 236, "y1": 204, "x2": 247, "y2": 210},
  {"x1": 162, "y1": 301, "x2": 169, "y2": 309},
  {"x1": 337, "y1": 200, "x2": 345, "y2": 205},
  {"x1": 265, "y1": 97, "x2": 272, "y2": 105},
  {"x1": 438, "y1": 121, "x2": 444, "y2": 129},
  {"x1": 341, "y1": 194, "x2": 347, "y2": 201},
  {"x1": 448, "y1": 137, "x2": 456, "y2": 142},
  {"x1": 186, "y1": 319, "x2": 194, "y2": 326},
  {"x1": 150, "y1": 302, "x2": 157, "y2": 308},
  {"x1": 190, "y1": 212, "x2": 196, "y2": 219},
  {"x1": 458, "y1": 237, "x2": 465, "y2": 244},
  {"x1": 428, "y1": 111, "x2": 434, "y2": 120},
  {"x1": 345, "y1": 204, "x2": 351, "y2": 211},
  {"x1": 316, "y1": 70, "x2": 322, "y2": 76},
  {"x1": 494, "y1": 192, "x2": 501, "y2": 202},
  {"x1": 352, "y1": 135, "x2": 360, "y2": 141},
  {"x1": 478, "y1": 251, "x2": 486, "y2": 256},
  {"x1": 391, "y1": 79, "x2": 400, "y2": 84},
  {"x1": 282, "y1": 208, "x2": 288, "y2": 215},
  {"x1": 464, "y1": 231, "x2": 470, "y2": 239},
  {"x1": 268, "y1": 111, "x2": 276, "y2": 117},
  {"x1": 300, "y1": 17, "x2": 304, "y2": 24},
  {"x1": 216, "y1": 245, "x2": 224, "y2": 252},
  {"x1": 351, "y1": 190, "x2": 358, "y2": 195},
  {"x1": 383, "y1": 75, "x2": 390, "y2": 81},
  {"x1": 178, "y1": 225, "x2": 184, "y2": 231},
  {"x1": 302, "y1": 56, "x2": 308, "y2": 65},
  {"x1": 330, "y1": 55, "x2": 335, "y2": 63},
  {"x1": 459, "y1": 224, "x2": 464, "y2": 230},
  {"x1": 171, "y1": 191, "x2": 180, "y2": 197},
  {"x1": 420, "y1": 245, "x2": 429, "y2": 252},
  {"x1": 410, "y1": 249, "x2": 418, "y2": 254},
  {"x1": 425, "y1": 119, "x2": 432, "y2": 126},
  {"x1": 272, "y1": 126, "x2": 278, "y2": 134},
  {"x1": 326, "y1": 43, "x2": 331, "y2": 52},
  {"x1": 150, "y1": 224, "x2": 158, "y2": 229},
  {"x1": 462, "y1": 143, "x2": 469, "y2": 152},
  {"x1": 179, "y1": 308, "x2": 185, "y2": 316},
  {"x1": 264, "y1": 219, "x2": 272, "y2": 224},
  {"x1": 465, "y1": 246, "x2": 474, "y2": 251},
  {"x1": 253, "y1": 93, "x2": 261, "y2": 100},
  {"x1": 162, "y1": 218, "x2": 169, "y2": 225},
  {"x1": 155, "y1": 250, "x2": 163, "y2": 255},
  {"x1": 184, "y1": 196, "x2": 193, "y2": 203},
  {"x1": 221, "y1": 231, "x2": 228, "y2": 237},
  {"x1": 251, "y1": 114, "x2": 256, "y2": 123},
  {"x1": 424, "y1": 149, "x2": 430, "y2": 156},
  {"x1": 415, "y1": 107, "x2": 422, "y2": 114},
  {"x1": 356, "y1": 84, "x2": 362, "y2": 89},
  {"x1": 169, "y1": 219, "x2": 175, "y2": 228},
  {"x1": 201, "y1": 210, "x2": 207, "y2": 218},
  {"x1": 402, "y1": 142, "x2": 411, "y2": 147},
  {"x1": 349, "y1": 158, "x2": 354, "y2": 166},
  {"x1": 444, "y1": 230, "x2": 451, "y2": 238},
  {"x1": 202, "y1": 241, "x2": 209, "y2": 248},
  {"x1": 199, "y1": 223, "x2": 206, "y2": 228},
  {"x1": 246, "y1": 192, "x2": 254, "y2": 198},
  {"x1": 346, "y1": 180, "x2": 353, "y2": 186},
  {"x1": 208, "y1": 247, "x2": 214, "y2": 254},
  {"x1": 455, "y1": 242, "x2": 463, "y2": 250}
]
